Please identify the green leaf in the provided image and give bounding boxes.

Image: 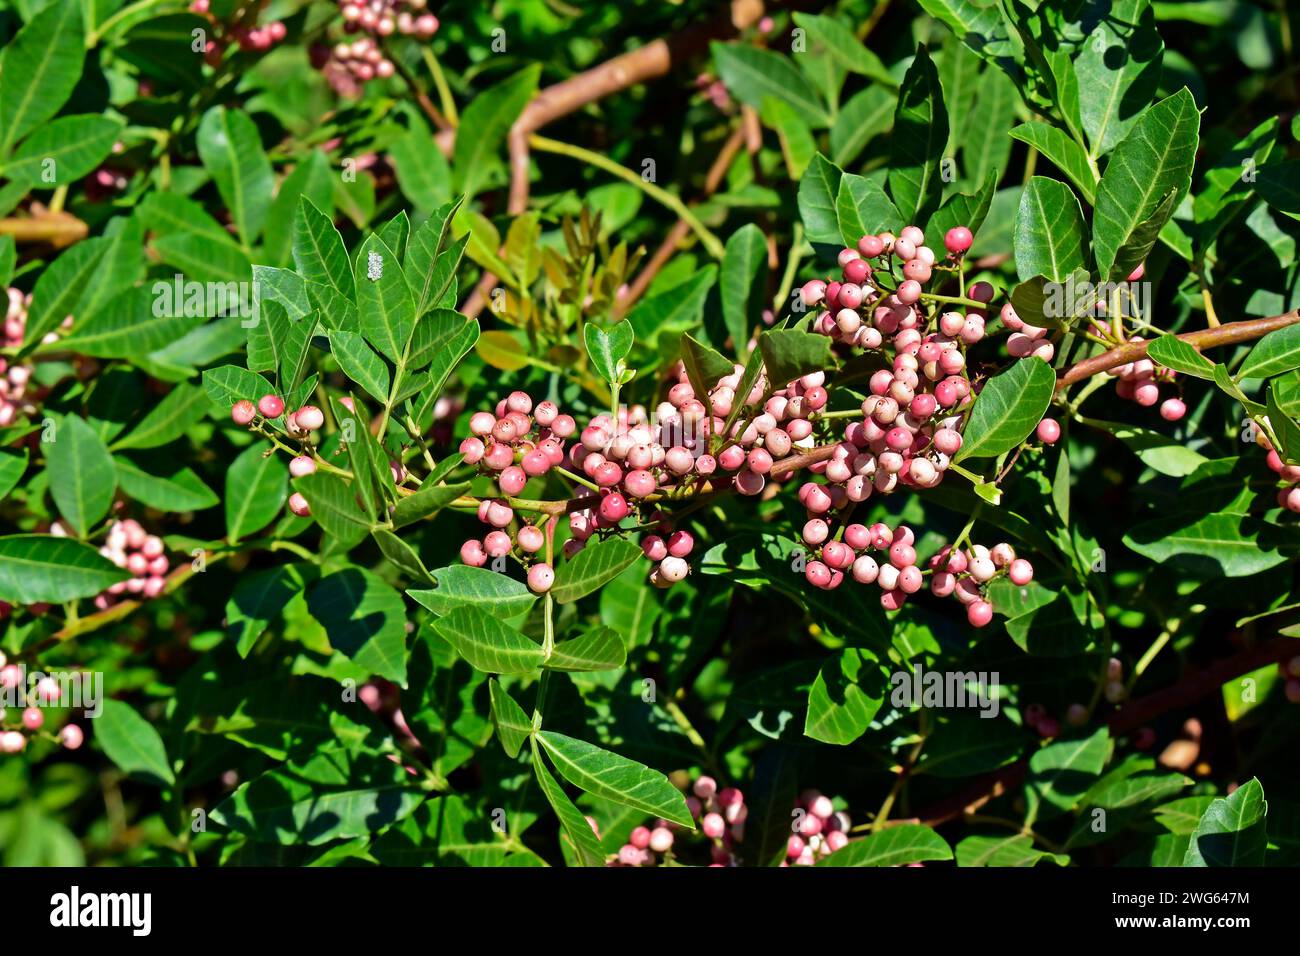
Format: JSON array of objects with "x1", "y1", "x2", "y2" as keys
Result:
[
  {"x1": 583, "y1": 320, "x2": 635, "y2": 385},
  {"x1": 111, "y1": 384, "x2": 207, "y2": 451},
  {"x1": 22, "y1": 239, "x2": 109, "y2": 347},
  {"x1": 1027, "y1": 728, "x2": 1111, "y2": 816},
  {"x1": 409, "y1": 565, "x2": 536, "y2": 619},
  {"x1": 956, "y1": 834, "x2": 1069, "y2": 867},
  {"x1": 1092, "y1": 88, "x2": 1200, "y2": 278},
  {"x1": 537, "y1": 730, "x2": 694, "y2": 828},
  {"x1": 551, "y1": 537, "x2": 643, "y2": 605},
  {"x1": 115, "y1": 457, "x2": 219, "y2": 512},
  {"x1": 792, "y1": 13, "x2": 897, "y2": 88},
  {"x1": 390, "y1": 481, "x2": 471, "y2": 529},
  {"x1": 0, "y1": 114, "x2": 122, "y2": 185},
  {"x1": 224, "y1": 443, "x2": 288, "y2": 543},
  {"x1": 546, "y1": 627, "x2": 627, "y2": 672},
  {"x1": 95, "y1": 700, "x2": 174, "y2": 787},
  {"x1": 1123, "y1": 512, "x2": 1286, "y2": 577},
  {"x1": 1073, "y1": 0, "x2": 1164, "y2": 158},
  {"x1": 355, "y1": 232, "x2": 416, "y2": 364},
  {"x1": 202, "y1": 365, "x2": 275, "y2": 414},
  {"x1": 1014, "y1": 177, "x2": 1089, "y2": 282},
  {"x1": 1267, "y1": 385, "x2": 1300, "y2": 465},
  {"x1": 1147, "y1": 335, "x2": 1216, "y2": 380},
  {"x1": 1183, "y1": 777, "x2": 1268, "y2": 866},
  {"x1": 720, "y1": 224, "x2": 768, "y2": 358},
  {"x1": 329, "y1": 330, "x2": 391, "y2": 403},
  {"x1": 453, "y1": 65, "x2": 541, "y2": 198},
  {"x1": 0, "y1": 448, "x2": 26, "y2": 500},
  {"x1": 805, "y1": 648, "x2": 884, "y2": 745},
  {"x1": 294, "y1": 472, "x2": 372, "y2": 548},
  {"x1": 1084, "y1": 418, "x2": 1208, "y2": 477},
  {"x1": 391, "y1": 118, "x2": 452, "y2": 214},
  {"x1": 758, "y1": 328, "x2": 835, "y2": 390},
  {"x1": 227, "y1": 564, "x2": 310, "y2": 657},
  {"x1": 954, "y1": 358, "x2": 1056, "y2": 461},
  {"x1": 830, "y1": 87, "x2": 895, "y2": 167},
  {"x1": 0, "y1": 0, "x2": 85, "y2": 155},
  {"x1": 307, "y1": 567, "x2": 408, "y2": 685},
  {"x1": 431, "y1": 605, "x2": 545, "y2": 674},
  {"x1": 293, "y1": 197, "x2": 355, "y2": 301},
  {"x1": 196, "y1": 106, "x2": 274, "y2": 247},
  {"x1": 759, "y1": 96, "x2": 816, "y2": 180},
  {"x1": 0, "y1": 535, "x2": 129, "y2": 604},
  {"x1": 58, "y1": 287, "x2": 205, "y2": 358},
  {"x1": 711, "y1": 43, "x2": 830, "y2": 127},
  {"x1": 678, "y1": 331, "x2": 734, "y2": 406},
  {"x1": 836, "y1": 173, "x2": 902, "y2": 246},
  {"x1": 210, "y1": 746, "x2": 421, "y2": 845},
  {"x1": 1008, "y1": 123, "x2": 1097, "y2": 203},
  {"x1": 406, "y1": 198, "x2": 465, "y2": 316},
  {"x1": 45, "y1": 415, "x2": 116, "y2": 536},
  {"x1": 1238, "y1": 322, "x2": 1300, "y2": 380},
  {"x1": 888, "y1": 46, "x2": 949, "y2": 223},
  {"x1": 532, "y1": 748, "x2": 606, "y2": 866},
  {"x1": 489, "y1": 680, "x2": 531, "y2": 758},
  {"x1": 819, "y1": 824, "x2": 953, "y2": 866},
  {"x1": 1256, "y1": 160, "x2": 1300, "y2": 219},
  {"x1": 263, "y1": 151, "x2": 334, "y2": 268},
  {"x1": 797, "y1": 153, "x2": 845, "y2": 247}
]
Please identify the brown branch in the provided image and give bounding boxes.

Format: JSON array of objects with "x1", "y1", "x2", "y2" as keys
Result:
[
  {"x1": 0, "y1": 211, "x2": 88, "y2": 249},
  {"x1": 505, "y1": 4, "x2": 759, "y2": 215},
  {"x1": 1057, "y1": 310, "x2": 1300, "y2": 389},
  {"x1": 613, "y1": 125, "x2": 745, "y2": 317}
]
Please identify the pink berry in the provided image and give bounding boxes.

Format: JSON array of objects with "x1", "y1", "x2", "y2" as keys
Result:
[
  {"x1": 231, "y1": 400, "x2": 256, "y2": 425},
  {"x1": 60, "y1": 724, "x2": 84, "y2": 750},
  {"x1": 967, "y1": 601, "x2": 994, "y2": 627},
  {"x1": 702, "y1": 813, "x2": 726, "y2": 839},
  {"x1": 527, "y1": 563, "x2": 554, "y2": 594},
  {"x1": 649, "y1": 827, "x2": 674, "y2": 853},
  {"x1": 1036, "y1": 418, "x2": 1061, "y2": 444},
  {"x1": 600, "y1": 492, "x2": 629, "y2": 523},
  {"x1": 258, "y1": 394, "x2": 284, "y2": 418},
  {"x1": 1008, "y1": 559, "x2": 1034, "y2": 586},
  {"x1": 288, "y1": 492, "x2": 311, "y2": 516},
  {"x1": 289, "y1": 455, "x2": 317, "y2": 478},
  {"x1": 944, "y1": 226, "x2": 973, "y2": 254},
  {"x1": 295, "y1": 405, "x2": 324, "y2": 431},
  {"x1": 1160, "y1": 398, "x2": 1186, "y2": 421}
]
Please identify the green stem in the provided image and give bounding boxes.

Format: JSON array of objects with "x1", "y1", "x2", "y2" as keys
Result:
[{"x1": 529, "y1": 134, "x2": 725, "y2": 259}]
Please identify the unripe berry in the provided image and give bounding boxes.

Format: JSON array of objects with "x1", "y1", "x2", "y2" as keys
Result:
[
  {"x1": 499, "y1": 466, "x2": 527, "y2": 496},
  {"x1": 288, "y1": 492, "x2": 311, "y2": 516},
  {"x1": 702, "y1": 813, "x2": 726, "y2": 839},
  {"x1": 649, "y1": 827, "x2": 674, "y2": 853},
  {"x1": 642, "y1": 535, "x2": 668, "y2": 561},
  {"x1": 517, "y1": 525, "x2": 544, "y2": 553},
  {"x1": 1008, "y1": 558, "x2": 1034, "y2": 586},
  {"x1": 258, "y1": 394, "x2": 285, "y2": 418},
  {"x1": 289, "y1": 455, "x2": 317, "y2": 478},
  {"x1": 805, "y1": 560, "x2": 832, "y2": 588},
  {"x1": 22, "y1": 706, "x2": 43, "y2": 729},
  {"x1": 527, "y1": 563, "x2": 554, "y2": 593},
  {"x1": 60, "y1": 723, "x2": 84, "y2": 750},
  {"x1": 295, "y1": 405, "x2": 324, "y2": 431},
  {"x1": 484, "y1": 530, "x2": 512, "y2": 557},
  {"x1": 1036, "y1": 418, "x2": 1061, "y2": 444},
  {"x1": 659, "y1": 556, "x2": 689, "y2": 582},
  {"x1": 667, "y1": 530, "x2": 694, "y2": 558}
]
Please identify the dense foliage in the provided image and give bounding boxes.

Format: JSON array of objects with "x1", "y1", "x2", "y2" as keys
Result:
[{"x1": 0, "y1": 0, "x2": 1297, "y2": 869}]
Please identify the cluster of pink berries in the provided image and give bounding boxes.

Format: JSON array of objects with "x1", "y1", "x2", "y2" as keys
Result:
[
  {"x1": 785, "y1": 789, "x2": 851, "y2": 866},
  {"x1": 613, "y1": 776, "x2": 749, "y2": 867},
  {"x1": 189, "y1": 0, "x2": 287, "y2": 65},
  {"x1": 84, "y1": 520, "x2": 170, "y2": 607},
  {"x1": 798, "y1": 509, "x2": 1032, "y2": 624},
  {"x1": 1264, "y1": 441, "x2": 1300, "y2": 513},
  {"x1": 1103, "y1": 336, "x2": 1185, "y2": 421},
  {"x1": 1023, "y1": 703, "x2": 1063, "y2": 739},
  {"x1": 0, "y1": 289, "x2": 34, "y2": 426},
  {"x1": 0, "y1": 657, "x2": 83, "y2": 754},
  {"x1": 311, "y1": 1, "x2": 438, "y2": 95},
  {"x1": 230, "y1": 394, "x2": 327, "y2": 519}
]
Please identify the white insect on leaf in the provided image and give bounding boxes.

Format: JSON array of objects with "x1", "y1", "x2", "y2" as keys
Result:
[{"x1": 366, "y1": 250, "x2": 384, "y2": 281}]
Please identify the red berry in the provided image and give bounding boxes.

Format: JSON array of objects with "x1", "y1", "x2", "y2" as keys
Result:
[{"x1": 258, "y1": 394, "x2": 285, "y2": 418}]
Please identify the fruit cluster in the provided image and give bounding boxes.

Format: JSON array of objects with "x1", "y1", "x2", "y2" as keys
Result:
[
  {"x1": 84, "y1": 519, "x2": 171, "y2": 607},
  {"x1": 1265, "y1": 443, "x2": 1300, "y2": 513},
  {"x1": 786, "y1": 789, "x2": 851, "y2": 866},
  {"x1": 612, "y1": 776, "x2": 748, "y2": 866},
  {"x1": 230, "y1": 393, "x2": 327, "y2": 519},
  {"x1": 0, "y1": 289, "x2": 34, "y2": 427},
  {"x1": 311, "y1": 1, "x2": 439, "y2": 95},
  {"x1": 0, "y1": 657, "x2": 83, "y2": 754},
  {"x1": 189, "y1": 0, "x2": 287, "y2": 64}
]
